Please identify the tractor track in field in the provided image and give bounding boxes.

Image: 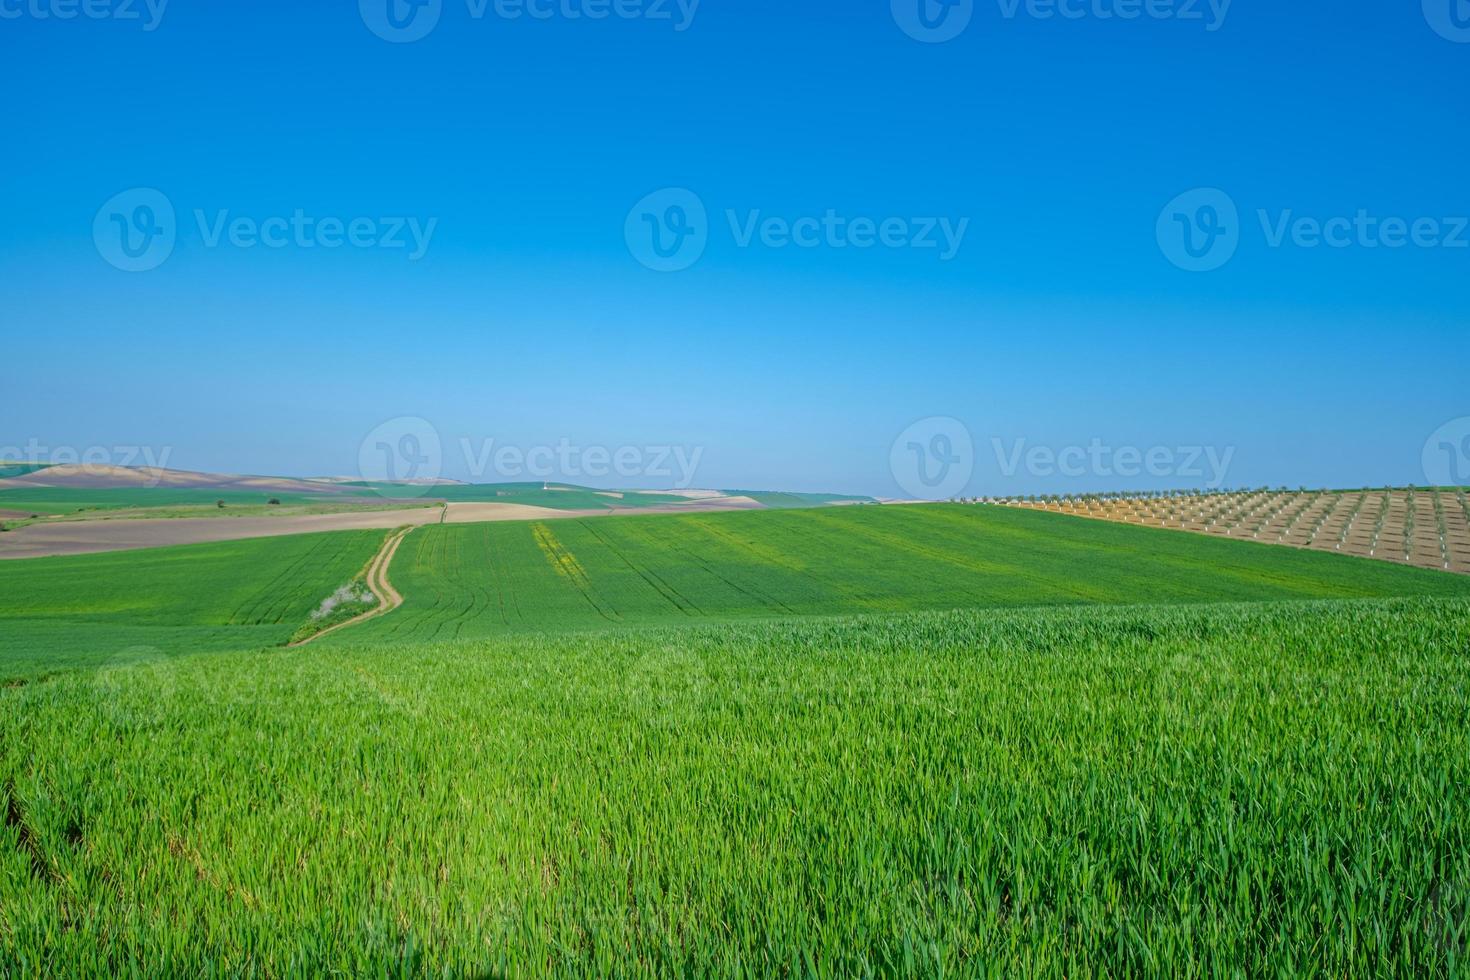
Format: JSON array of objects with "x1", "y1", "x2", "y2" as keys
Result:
[{"x1": 289, "y1": 526, "x2": 413, "y2": 647}]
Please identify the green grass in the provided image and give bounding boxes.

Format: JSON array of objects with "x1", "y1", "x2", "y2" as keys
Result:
[
  {"x1": 0, "y1": 487, "x2": 364, "y2": 516},
  {"x1": 0, "y1": 531, "x2": 385, "y2": 680},
  {"x1": 2, "y1": 598, "x2": 1467, "y2": 975},
  {"x1": 3, "y1": 508, "x2": 1469, "y2": 975},
  {"x1": 351, "y1": 504, "x2": 1470, "y2": 644}
]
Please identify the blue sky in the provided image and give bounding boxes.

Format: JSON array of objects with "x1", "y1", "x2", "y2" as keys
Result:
[{"x1": 3, "y1": 0, "x2": 1468, "y2": 496}]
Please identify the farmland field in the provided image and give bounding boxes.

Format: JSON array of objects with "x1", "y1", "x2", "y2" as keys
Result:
[
  {"x1": 0, "y1": 486, "x2": 381, "y2": 516},
  {"x1": 0, "y1": 530, "x2": 384, "y2": 679},
  {"x1": 1005, "y1": 488, "x2": 1470, "y2": 574},
  {"x1": 3, "y1": 508, "x2": 1470, "y2": 976},
  {"x1": 3, "y1": 596, "x2": 1468, "y2": 975},
  {"x1": 353, "y1": 504, "x2": 1470, "y2": 643}
]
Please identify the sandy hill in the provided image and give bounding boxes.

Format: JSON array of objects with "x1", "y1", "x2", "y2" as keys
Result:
[{"x1": 0, "y1": 464, "x2": 346, "y2": 495}]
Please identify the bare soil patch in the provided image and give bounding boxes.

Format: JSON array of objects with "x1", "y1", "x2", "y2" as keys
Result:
[{"x1": 0, "y1": 508, "x2": 444, "y2": 560}]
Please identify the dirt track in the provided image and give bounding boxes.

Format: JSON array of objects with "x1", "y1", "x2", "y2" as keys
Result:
[{"x1": 290, "y1": 527, "x2": 411, "y2": 646}]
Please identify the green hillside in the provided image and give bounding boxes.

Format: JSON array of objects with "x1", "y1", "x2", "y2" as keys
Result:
[{"x1": 351, "y1": 503, "x2": 1470, "y2": 644}]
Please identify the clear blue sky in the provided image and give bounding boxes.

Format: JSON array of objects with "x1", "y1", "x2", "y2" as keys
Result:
[{"x1": 4, "y1": 0, "x2": 1468, "y2": 496}]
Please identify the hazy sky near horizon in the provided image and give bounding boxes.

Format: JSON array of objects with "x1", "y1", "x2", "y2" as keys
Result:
[{"x1": 4, "y1": 0, "x2": 1469, "y2": 496}]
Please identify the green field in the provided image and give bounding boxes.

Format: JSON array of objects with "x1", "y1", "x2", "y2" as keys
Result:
[
  {"x1": 3, "y1": 598, "x2": 1468, "y2": 975},
  {"x1": 0, "y1": 531, "x2": 383, "y2": 680},
  {"x1": 2, "y1": 507, "x2": 1469, "y2": 975},
  {"x1": 353, "y1": 504, "x2": 1470, "y2": 643},
  {"x1": 0, "y1": 486, "x2": 377, "y2": 516}
]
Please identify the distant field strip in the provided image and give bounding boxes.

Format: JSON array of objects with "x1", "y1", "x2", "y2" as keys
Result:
[{"x1": 346, "y1": 503, "x2": 1470, "y2": 643}]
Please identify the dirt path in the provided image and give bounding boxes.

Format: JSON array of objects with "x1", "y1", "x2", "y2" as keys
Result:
[{"x1": 290, "y1": 526, "x2": 412, "y2": 647}]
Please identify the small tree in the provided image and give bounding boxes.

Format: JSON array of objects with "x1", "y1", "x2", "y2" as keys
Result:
[
  {"x1": 268, "y1": 498, "x2": 281, "y2": 506},
  {"x1": 216, "y1": 500, "x2": 226, "y2": 509}
]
